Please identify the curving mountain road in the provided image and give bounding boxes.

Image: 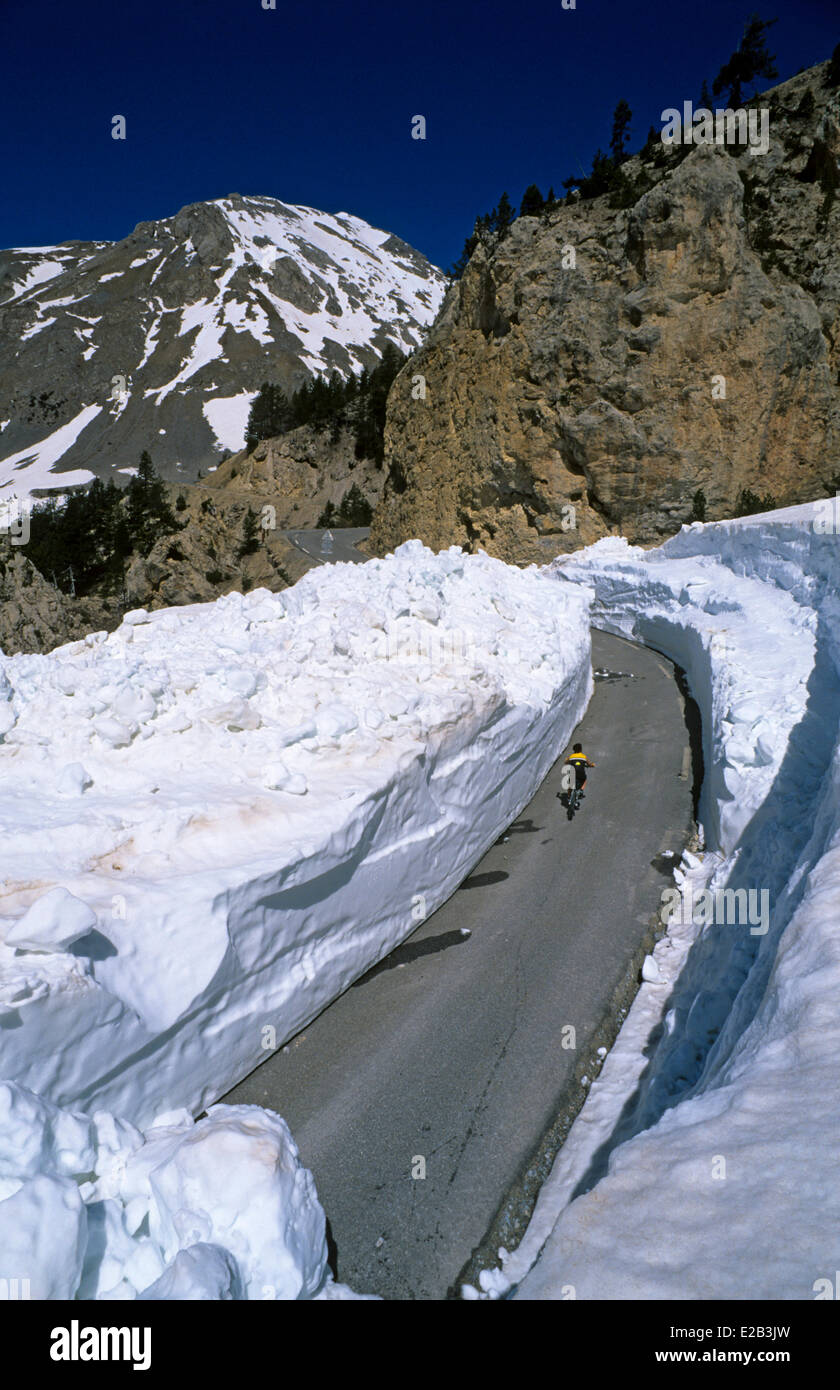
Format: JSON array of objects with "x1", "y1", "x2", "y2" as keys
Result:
[
  {"x1": 221, "y1": 627, "x2": 697, "y2": 1299},
  {"x1": 281, "y1": 526, "x2": 370, "y2": 567}
]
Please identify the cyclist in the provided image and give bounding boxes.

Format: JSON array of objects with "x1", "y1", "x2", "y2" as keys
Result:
[{"x1": 566, "y1": 743, "x2": 595, "y2": 798}]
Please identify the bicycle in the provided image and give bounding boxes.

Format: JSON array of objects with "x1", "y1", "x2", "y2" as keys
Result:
[
  {"x1": 558, "y1": 750, "x2": 594, "y2": 819},
  {"x1": 558, "y1": 762, "x2": 582, "y2": 819}
]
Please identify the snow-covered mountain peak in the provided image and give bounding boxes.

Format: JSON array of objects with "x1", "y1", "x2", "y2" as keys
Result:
[{"x1": 0, "y1": 195, "x2": 447, "y2": 495}]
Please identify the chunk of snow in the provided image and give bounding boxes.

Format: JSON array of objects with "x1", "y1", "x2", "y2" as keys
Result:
[
  {"x1": 0, "y1": 1082, "x2": 368, "y2": 1299},
  {"x1": 641, "y1": 954, "x2": 664, "y2": 983},
  {"x1": 137, "y1": 1242, "x2": 243, "y2": 1299},
  {"x1": 6, "y1": 887, "x2": 97, "y2": 953}
]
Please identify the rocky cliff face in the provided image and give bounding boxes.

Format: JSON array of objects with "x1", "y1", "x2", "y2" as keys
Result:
[
  {"x1": 0, "y1": 543, "x2": 114, "y2": 655},
  {"x1": 203, "y1": 423, "x2": 384, "y2": 526},
  {"x1": 370, "y1": 63, "x2": 840, "y2": 563},
  {"x1": 122, "y1": 424, "x2": 381, "y2": 613},
  {"x1": 0, "y1": 195, "x2": 446, "y2": 496}
]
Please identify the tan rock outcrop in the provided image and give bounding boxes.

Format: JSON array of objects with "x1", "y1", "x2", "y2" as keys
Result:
[
  {"x1": 0, "y1": 544, "x2": 112, "y2": 655},
  {"x1": 203, "y1": 423, "x2": 384, "y2": 527},
  {"x1": 370, "y1": 63, "x2": 840, "y2": 563}
]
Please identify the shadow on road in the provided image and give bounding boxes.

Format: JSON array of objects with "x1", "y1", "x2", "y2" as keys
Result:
[
  {"x1": 459, "y1": 870, "x2": 509, "y2": 890},
  {"x1": 497, "y1": 819, "x2": 542, "y2": 839},
  {"x1": 353, "y1": 929, "x2": 472, "y2": 984}
]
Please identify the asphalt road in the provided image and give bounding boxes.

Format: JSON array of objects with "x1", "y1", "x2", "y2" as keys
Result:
[
  {"x1": 220, "y1": 629, "x2": 695, "y2": 1299},
  {"x1": 282, "y1": 526, "x2": 370, "y2": 566}
]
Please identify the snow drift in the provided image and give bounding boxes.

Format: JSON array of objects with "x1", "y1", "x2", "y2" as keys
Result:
[
  {"x1": 491, "y1": 503, "x2": 840, "y2": 1300},
  {"x1": 0, "y1": 1080, "x2": 365, "y2": 1300},
  {"x1": 0, "y1": 540, "x2": 592, "y2": 1296}
]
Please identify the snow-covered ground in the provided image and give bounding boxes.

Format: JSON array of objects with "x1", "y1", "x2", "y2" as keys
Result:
[
  {"x1": 0, "y1": 1081, "x2": 367, "y2": 1300},
  {"x1": 465, "y1": 502, "x2": 840, "y2": 1301},
  {"x1": 8, "y1": 499, "x2": 837, "y2": 1303},
  {"x1": 0, "y1": 541, "x2": 592, "y2": 1298}
]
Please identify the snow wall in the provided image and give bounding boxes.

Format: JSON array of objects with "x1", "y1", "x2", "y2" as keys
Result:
[
  {"x1": 506, "y1": 504, "x2": 840, "y2": 1300},
  {"x1": 0, "y1": 541, "x2": 593, "y2": 1298}
]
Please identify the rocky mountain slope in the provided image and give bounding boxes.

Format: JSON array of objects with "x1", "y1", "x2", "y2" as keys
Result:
[
  {"x1": 370, "y1": 61, "x2": 840, "y2": 564},
  {"x1": 0, "y1": 479, "x2": 316, "y2": 656},
  {"x1": 0, "y1": 195, "x2": 446, "y2": 496},
  {"x1": 0, "y1": 542, "x2": 113, "y2": 655},
  {"x1": 0, "y1": 414, "x2": 385, "y2": 655},
  {"x1": 121, "y1": 419, "x2": 387, "y2": 618},
  {"x1": 203, "y1": 423, "x2": 384, "y2": 525}
]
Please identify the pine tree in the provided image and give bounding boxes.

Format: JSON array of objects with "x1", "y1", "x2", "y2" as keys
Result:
[
  {"x1": 734, "y1": 487, "x2": 776, "y2": 517},
  {"x1": 126, "y1": 452, "x2": 177, "y2": 553},
  {"x1": 27, "y1": 473, "x2": 135, "y2": 596},
  {"x1": 493, "y1": 191, "x2": 516, "y2": 237},
  {"x1": 610, "y1": 99, "x2": 633, "y2": 165},
  {"x1": 642, "y1": 124, "x2": 659, "y2": 160},
  {"x1": 337, "y1": 483, "x2": 374, "y2": 526},
  {"x1": 712, "y1": 13, "x2": 778, "y2": 109},
  {"x1": 237, "y1": 507, "x2": 261, "y2": 559},
  {"x1": 245, "y1": 382, "x2": 290, "y2": 450},
  {"x1": 448, "y1": 231, "x2": 478, "y2": 279},
  {"x1": 589, "y1": 149, "x2": 613, "y2": 196},
  {"x1": 796, "y1": 87, "x2": 815, "y2": 117},
  {"x1": 519, "y1": 184, "x2": 546, "y2": 217},
  {"x1": 351, "y1": 342, "x2": 405, "y2": 463},
  {"x1": 448, "y1": 193, "x2": 519, "y2": 278}
]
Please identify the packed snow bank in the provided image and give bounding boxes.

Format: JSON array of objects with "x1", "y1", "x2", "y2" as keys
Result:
[
  {"x1": 0, "y1": 542, "x2": 592, "y2": 1130},
  {"x1": 0, "y1": 1081, "x2": 366, "y2": 1299},
  {"x1": 489, "y1": 503, "x2": 840, "y2": 1300}
]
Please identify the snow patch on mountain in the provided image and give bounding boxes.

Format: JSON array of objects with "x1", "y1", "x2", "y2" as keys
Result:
[
  {"x1": 202, "y1": 391, "x2": 258, "y2": 453},
  {"x1": 0, "y1": 406, "x2": 102, "y2": 494}
]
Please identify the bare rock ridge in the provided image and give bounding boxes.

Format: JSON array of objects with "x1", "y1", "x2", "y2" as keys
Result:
[
  {"x1": 370, "y1": 62, "x2": 840, "y2": 563},
  {"x1": 0, "y1": 195, "x2": 446, "y2": 492},
  {"x1": 0, "y1": 543, "x2": 111, "y2": 655},
  {"x1": 202, "y1": 422, "x2": 385, "y2": 526},
  {"x1": 122, "y1": 424, "x2": 384, "y2": 618}
]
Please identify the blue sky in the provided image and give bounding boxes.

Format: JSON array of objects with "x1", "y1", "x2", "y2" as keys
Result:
[{"x1": 1, "y1": 0, "x2": 837, "y2": 269}]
